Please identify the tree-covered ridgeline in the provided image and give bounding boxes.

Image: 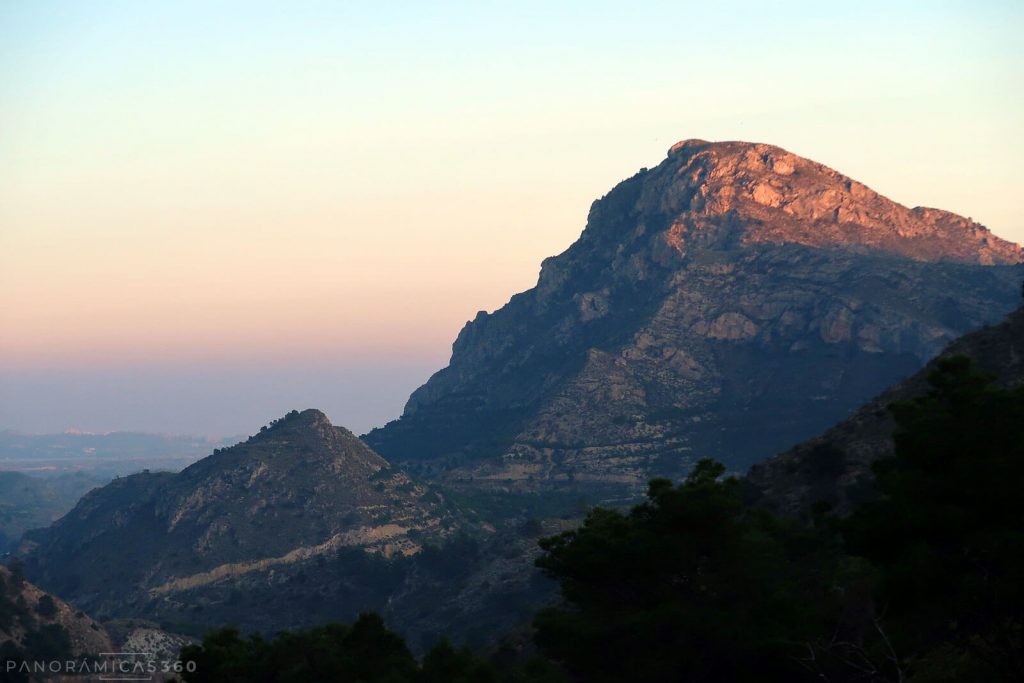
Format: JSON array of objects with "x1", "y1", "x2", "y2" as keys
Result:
[
  {"x1": 534, "y1": 356, "x2": 1023, "y2": 682},
  {"x1": 843, "y1": 356, "x2": 1024, "y2": 681},
  {"x1": 178, "y1": 612, "x2": 563, "y2": 683}
]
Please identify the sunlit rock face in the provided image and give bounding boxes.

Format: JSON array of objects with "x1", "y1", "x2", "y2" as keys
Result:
[{"x1": 365, "y1": 140, "x2": 1023, "y2": 495}]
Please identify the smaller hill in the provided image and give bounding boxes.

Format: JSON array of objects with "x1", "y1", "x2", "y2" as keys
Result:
[{"x1": 21, "y1": 410, "x2": 467, "y2": 619}]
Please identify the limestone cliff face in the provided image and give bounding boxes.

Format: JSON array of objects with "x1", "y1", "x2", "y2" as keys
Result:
[
  {"x1": 365, "y1": 140, "x2": 1023, "y2": 491},
  {"x1": 21, "y1": 410, "x2": 465, "y2": 616}
]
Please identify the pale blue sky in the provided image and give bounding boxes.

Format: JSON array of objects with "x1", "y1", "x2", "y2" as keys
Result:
[{"x1": 1, "y1": 1, "x2": 1021, "y2": 434}]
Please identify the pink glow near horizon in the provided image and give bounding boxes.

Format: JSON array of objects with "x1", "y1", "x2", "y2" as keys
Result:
[{"x1": 1, "y1": 1, "x2": 1021, "y2": 433}]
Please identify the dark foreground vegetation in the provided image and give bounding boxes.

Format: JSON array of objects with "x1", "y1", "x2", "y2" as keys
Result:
[
  {"x1": 179, "y1": 612, "x2": 562, "y2": 683},
  {"x1": 179, "y1": 357, "x2": 1023, "y2": 682}
]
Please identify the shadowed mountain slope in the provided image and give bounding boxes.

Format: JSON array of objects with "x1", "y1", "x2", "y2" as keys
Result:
[{"x1": 747, "y1": 305, "x2": 1024, "y2": 516}]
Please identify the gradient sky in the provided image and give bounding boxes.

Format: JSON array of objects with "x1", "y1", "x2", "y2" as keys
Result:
[{"x1": 1, "y1": 1, "x2": 1022, "y2": 435}]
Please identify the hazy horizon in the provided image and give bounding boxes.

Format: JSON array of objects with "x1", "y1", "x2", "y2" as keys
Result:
[
  {"x1": 3, "y1": 1, "x2": 1022, "y2": 436},
  {"x1": 0, "y1": 359, "x2": 442, "y2": 436}
]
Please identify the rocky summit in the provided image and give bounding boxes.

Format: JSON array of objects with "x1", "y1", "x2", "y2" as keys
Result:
[
  {"x1": 365, "y1": 140, "x2": 1024, "y2": 494},
  {"x1": 21, "y1": 409, "x2": 465, "y2": 618}
]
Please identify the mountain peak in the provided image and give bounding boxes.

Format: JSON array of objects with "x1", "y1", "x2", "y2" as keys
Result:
[
  {"x1": 284, "y1": 408, "x2": 333, "y2": 430},
  {"x1": 277, "y1": 408, "x2": 329, "y2": 424},
  {"x1": 668, "y1": 138, "x2": 712, "y2": 153},
  {"x1": 247, "y1": 409, "x2": 340, "y2": 443},
  {"x1": 366, "y1": 140, "x2": 1022, "y2": 491},
  {"x1": 648, "y1": 139, "x2": 1022, "y2": 265}
]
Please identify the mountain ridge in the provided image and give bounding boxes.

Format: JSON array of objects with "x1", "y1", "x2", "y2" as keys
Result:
[
  {"x1": 21, "y1": 409, "x2": 468, "y2": 617},
  {"x1": 365, "y1": 140, "x2": 1023, "y2": 493},
  {"x1": 657, "y1": 139, "x2": 1022, "y2": 265}
]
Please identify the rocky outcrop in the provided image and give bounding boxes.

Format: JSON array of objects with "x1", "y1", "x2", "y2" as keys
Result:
[
  {"x1": 747, "y1": 305, "x2": 1024, "y2": 516},
  {"x1": 657, "y1": 140, "x2": 1022, "y2": 265},
  {"x1": 20, "y1": 410, "x2": 467, "y2": 619},
  {"x1": 365, "y1": 140, "x2": 1023, "y2": 493}
]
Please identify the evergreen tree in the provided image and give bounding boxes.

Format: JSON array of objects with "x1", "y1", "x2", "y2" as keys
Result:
[{"x1": 844, "y1": 356, "x2": 1024, "y2": 681}]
